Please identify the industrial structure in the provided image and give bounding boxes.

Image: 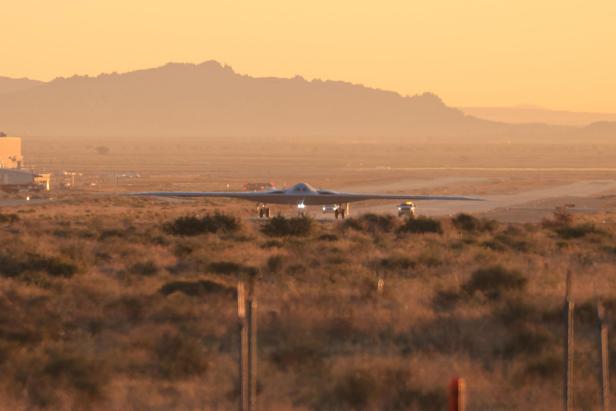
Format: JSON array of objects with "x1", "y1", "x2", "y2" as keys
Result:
[
  {"x1": 0, "y1": 133, "x2": 23, "y2": 169},
  {"x1": 0, "y1": 133, "x2": 50, "y2": 192}
]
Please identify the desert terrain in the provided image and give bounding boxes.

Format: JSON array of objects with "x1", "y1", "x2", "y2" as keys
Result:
[
  {"x1": 3, "y1": 1, "x2": 616, "y2": 409},
  {"x1": 0, "y1": 137, "x2": 615, "y2": 410},
  {"x1": 15, "y1": 136, "x2": 616, "y2": 221}
]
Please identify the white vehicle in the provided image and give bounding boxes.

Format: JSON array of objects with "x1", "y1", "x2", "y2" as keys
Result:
[
  {"x1": 398, "y1": 201, "x2": 416, "y2": 217},
  {"x1": 321, "y1": 204, "x2": 340, "y2": 214},
  {"x1": 322, "y1": 204, "x2": 349, "y2": 219}
]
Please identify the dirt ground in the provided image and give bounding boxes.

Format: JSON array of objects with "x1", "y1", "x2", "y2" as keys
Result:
[
  {"x1": 6, "y1": 136, "x2": 616, "y2": 223},
  {"x1": 1, "y1": 135, "x2": 616, "y2": 410}
]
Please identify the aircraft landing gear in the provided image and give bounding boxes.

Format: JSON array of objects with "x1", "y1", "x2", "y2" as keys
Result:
[
  {"x1": 258, "y1": 204, "x2": 270, "y2": 218},
  {"x1": 334, "y1": 204, "x2": 349, "y2": 219},
  {"x1": 297, "y1": 201, "x2": 306, "y2": 217}
]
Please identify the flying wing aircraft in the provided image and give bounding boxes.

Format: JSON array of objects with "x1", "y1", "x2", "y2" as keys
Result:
[{"x1": 134, "y1": 182, "x2": 481, "y2": 218}]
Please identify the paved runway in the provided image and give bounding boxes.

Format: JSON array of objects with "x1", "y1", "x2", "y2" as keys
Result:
[{"x1": 354, "y1": 179, "x2": 616, "y2": 217}]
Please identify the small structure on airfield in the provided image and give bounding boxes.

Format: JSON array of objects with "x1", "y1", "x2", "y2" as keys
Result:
[{"x1": 0, "y1": 133, "x2": 50, "y2": 191}]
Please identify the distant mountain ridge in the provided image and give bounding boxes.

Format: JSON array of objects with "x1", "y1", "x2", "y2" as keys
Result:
[
  {"x1": 0, "y1": 76, "x2": 43, "y2": 95},
  {"x1": 460, "y1": 106, "x2": 616, "y2": 127},
  {"x1": 0, "y1": 61, "x2": 613, "y2": 140}
]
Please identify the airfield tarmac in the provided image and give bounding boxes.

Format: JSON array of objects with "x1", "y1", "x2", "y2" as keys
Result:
[
  {"x1": 349, "y1": 177, "x2": 616, "y2": 222},
  {"x1": 3, "y1": 137, "x2": 615, "y2": 411},
  {"x1": 5, "y1": 177, "x2": 615, "y2": 225},
  {"x1": 5, "y1": 137, "x2": 616, "y2": 222}
]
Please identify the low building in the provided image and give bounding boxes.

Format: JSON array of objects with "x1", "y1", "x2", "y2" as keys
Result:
[
  {"x1": 0, "y1": 134, "x2": 50, "y2": 191},
  {"x1": 0, "y1": 169, "x2": 51, "y2": 192},
  {"x1": 0, "y1": 168, "x2": 34, "y2": 191}
]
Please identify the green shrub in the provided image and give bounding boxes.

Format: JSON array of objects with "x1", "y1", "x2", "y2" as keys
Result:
[
  {"x1": 14, "y1": 344, "x2": 109, "y2": 408},
  {"x1": 417, "y1": 251, "x2": 444, "y2": 267},
  {"x1": 380, "y1": 256, "x2": 416, "y2": 270},
  {"x1": 357, "y1": 214, "x2": 398, "y2": 232},
  {"x1": 43, "y1": 347, "x2": 108, "y2": 399},
  {"x1": 164, "y1": 212, "x2": 240, "y2": 236},
  {"x1": 463, "y1": 265, "x2": 527, "y2": 300},
  {"x1": 98, "y1": 228, "x2": 128, "y2": 240},
  {"x1": 286, "y1": 263, "x2": 307, "y2": 275},
  {"x1": 501, "y1": 324, "x2": 552, "y2": 358},
  {"x1": 493, "y1": 298, "x2": 539, "y2": 325},
  {"x1": 523, "y1": 353, "x2": 561, "y2": 379},
  {"x1": 555, "y1": 223, "x2": 601, "y2": 239},
  {"x1": 481, "y1": 239, "x2": 506, "y2": 251},
  {"x1": 266, "y1": 255, "x2": 285, "y2": 273},
  {"x1": 572, "y1": 300, "x2": 600, "y2": 325},
  {"x1": 0, "y1": 213, "x2": 19, "y2": 223},
  {"x1": 261, "y1": 239, "x2": 284, "y2": 248},
  {"x1": 261, "y1": 215, "x2": 312, "y2": 237},
  {"x1": 495, "y1": 233, "x2": 530, "y2": 252},
  {"x1": 342, "y1": 213, "x2": 398, "y2": 233},
  {"x1": 315, "y1": 367, "x2": 445, "y2": 411},
  {"x1": 398, "y1": 216, "x2": 442, "y2": 234},
  {"x1": 0, "y1": 252, "x2": 78, "y2": 278},
  {"x1": 208, "y1": 261, "x2": 257, "y2": 276},
  {"x1": 129, "y1": 260, "x2": 159, "y2": 276},
  {"x1": 602, "y1": 246, "x2": 616, "y2": 256},
  {"x1": 482, "y1": 232, "x2": 530, "y2": 253},
  {"x1": 542, "y1": 207, "x2": 574, "y2": 229},
  {"x1": 269, "y1": 339, "x2": 326, "y2": 372},
  {"x1": 327, "y1": 369, "x2": 378, "y2": 410},
  {"x1": 154, "y1": 332, "x2": 209, "y2": 379},
  {"x1": 374, "y1": 256, "x2": 416, "y2": 273},
  {"x1": 451, "y1": 213, "x2": 496, "y2": 233},
  {"x1": 159, "y1": 280, "x2": 234, "y2": 298},
  {"x1": 432, "y1": 289, "x2": 462, "y2": 311}
]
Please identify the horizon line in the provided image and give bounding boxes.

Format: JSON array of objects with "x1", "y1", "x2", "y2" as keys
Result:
[{"x1": 1, "y1": 59, "x2": 614, "y2": 115}]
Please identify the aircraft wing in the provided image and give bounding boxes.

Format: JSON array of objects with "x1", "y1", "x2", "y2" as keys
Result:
[
  {"x1": 130, "y1": 191, "x2": 285, "y2": 202},
  {"x1": 315, "y1": 193, "x2": 482, "y2": 204},
  {"x1": 131, "y1": 191, "x2": 482, "y2": 204}
]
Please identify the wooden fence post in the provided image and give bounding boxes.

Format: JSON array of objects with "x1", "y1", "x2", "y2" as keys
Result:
[
  {"x1": 237, "y1": 281, "x2": 249, "y2": 411},
  {"x1": 563, "y1": 271, "x2": 574, "y2": 411},
  {"x1": 238, "y1": 276, "x2": 258, "y2": 411},
  {"x1": 598, "y1": 302, "x2": 610, "y2": 411},
  {"x1": 247, "y1": 275, "x2": 258, "y2": 411},
  {"x1": 448, "y1": 377, "x2": 466, "y2": 411}
]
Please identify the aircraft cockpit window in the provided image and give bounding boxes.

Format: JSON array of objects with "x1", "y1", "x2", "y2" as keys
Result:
[{"x1": 291, "y1": 183, "x2": 315, "y2": 193}]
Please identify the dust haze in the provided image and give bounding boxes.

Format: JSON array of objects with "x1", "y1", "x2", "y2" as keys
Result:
[{"x1": 1, "y1": 59, "x2": 616, "y2": 411}]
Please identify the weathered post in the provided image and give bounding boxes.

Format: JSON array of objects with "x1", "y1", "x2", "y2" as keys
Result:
[
  {"x1": 597, "y1": 302, "x2": 610, "y2": 411},
  {"x1": 237, "y1": 281, "x2": 249, "y2": 411},
  {"x1": 563, "y1": 271, "x2": 574, "y2": 411},
  {"x1": 247, "y1": 275, "x2": 258, "y2": 411},
  {"x1": 376, "y1": 275, "x2": 385, "y2": 295},
  {"x1": 448, "y1": 377, "x2": 466, "y2": 411},
  {"x1": 238, "y1": 275, "x2": 258, "y2": 411}
]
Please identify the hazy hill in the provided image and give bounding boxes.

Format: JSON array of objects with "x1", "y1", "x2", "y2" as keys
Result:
[
  {"x1": 0, "y1": 61, "x2": 504, "y2": 139},
  {"x1": 0, "y1": 76, "x2": 43, "y2": 95},
  {"x1": 0, "y1": 61, "x2": 611, "y2": 140},
  {"x1": 461, "y1": 105, "x2": 616, "y2": 127}
]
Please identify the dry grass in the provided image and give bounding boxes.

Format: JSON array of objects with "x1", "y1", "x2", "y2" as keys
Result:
[{"x1": 0, "y1": 203, "x2": 615, "y2": 410}]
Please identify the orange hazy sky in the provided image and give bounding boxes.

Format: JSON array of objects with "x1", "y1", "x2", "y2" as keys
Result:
[{"x1": 2, "y1": 0, "x2": 615, "y2": 112}]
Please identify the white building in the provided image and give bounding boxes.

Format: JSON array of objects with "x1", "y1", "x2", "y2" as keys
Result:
[
  {"x1": 0, "y1": 134, "x2": 24, "y2": 169},
  {"x1": 0, "y1": 134, "x2": 50, "y2": 191}
]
